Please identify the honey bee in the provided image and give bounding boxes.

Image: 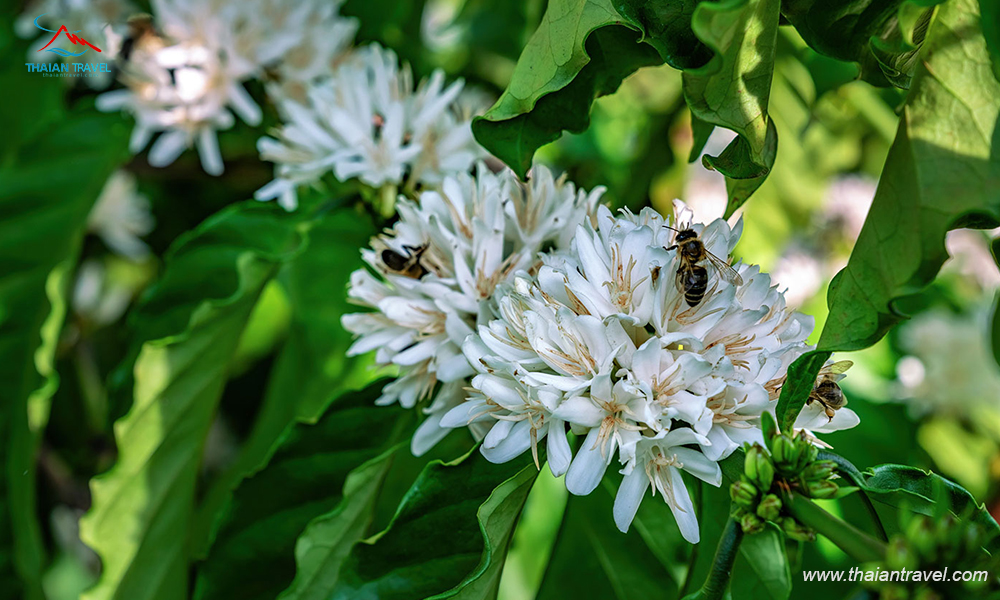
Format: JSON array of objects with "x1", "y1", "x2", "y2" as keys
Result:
[
  {"x1": 381, "y1": 244, "x2": 429, "y2": 279},
  {"x1": 118, "y1": 14, "x2": 163, "y2": 64},
  {"x1": 807, "y1": 360, "x2": 853, "y2": 420},
  {"x1": 665, "y1": 226, "x2": 743, "y2": 307}
]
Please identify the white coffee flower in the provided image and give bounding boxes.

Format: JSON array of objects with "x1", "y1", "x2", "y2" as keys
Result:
[
  {"x1": 97, "y1": 0, "x2": 355, "y2": 176},
  {"x1": 445, "y1": 200, "x2": 841, "y2": 543},
  {"x1": 256, "y1": 44, "x2": 485, "y2": 210},
  {"x1": 87, "y1": 170, "x2": 155, "y2": 260},
  {"x1": 896, "y1": 307, "x2": 1000, "y2": 419},
  {"x1": 342, "y1": 164, "x2": 602, "y2": 455}
]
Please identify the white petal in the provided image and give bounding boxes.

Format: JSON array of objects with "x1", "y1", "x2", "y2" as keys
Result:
[
  {"x1": 546, "y1": 419, "x2": 572, "y2": 477},
  {"x1": 565, "y1": 428, "x2": 611, "y2": 496},
  {"x1": 480, "y1": 419, "x2": 532, "y2": 464},
  {"x1": 613, "y1": 467, "x2": 649, "y2": 533}
]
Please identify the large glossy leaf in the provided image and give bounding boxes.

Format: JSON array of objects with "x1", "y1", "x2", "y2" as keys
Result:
[
  {"x1": 329, "y1": 449, "x2": 537, "y2": 599},
  {"x1": 193, "y1": 382, "x2": 410, "y2": 600},
  {"x1": 983, "y1": 0, "x2": 1000, "y2": 81},
  {"x1": 612, "y1": 0, "x2": 714, "y2": 69},
  {"x1": 777, "y1": 0, "x2": 1000, "y2": 430},
  {"x1": 0, "y1": 110, "x2": 130, "y2": 600},
  {"x1": 683, "y1": 0, "x2": 781, "y2": 217},
  {"x1": 831, "y1": 459, "x2": 1000, "y2": 553},
  {"x1": 731, "y1": 526, "x2": 791, "y2": 599},
  {"x1": 472, "y1": 0, "x2": 661, "y2": 178},
  {"x1": 536, "y1": 486, "x2": 680, "y2": 600},
  {"x1": 781, "y1": 0, "x2": 944, "y2": 87},
  {"x1": 79, "y1": 203, "x2": 306, "y2": 600},
  {"x1": 276, "y1": 451, "x2": 397, "y2": 600},
  {"x1": 191, "y1": 207, "x2": 378, "y2": 555}
]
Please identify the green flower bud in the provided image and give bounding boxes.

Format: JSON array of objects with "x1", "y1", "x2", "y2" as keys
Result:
[
  {"x1": 755, "y1": 493, "x2": 782, "y2": 522},
  {"x1": 772, "y1": 435, "x2": 799, "y2": 475},
  {"x1": 779, "y1": 517, "x2": 816, "y2": 542},
  {"x1": 730, "y1": 478, "x2": 759, "y2": 508},
  {"x1": 739, "y1": 511, "x2": 766, "y2": 535},
  {"x1": 906, "y1": 516, "x2": 937, "y2": 560},
  {"x1": 801, "y1": 459, "x2": 836, "y2": 482},
  {"x1": 745, "y1": 445, "x2": 775, "y2": 490},
  {"x1": 805, "y1": 479, "x2": 839, "y2": 499},
  {"x1": 886, "y1": 537, "x2": 917, "y2": 571}
]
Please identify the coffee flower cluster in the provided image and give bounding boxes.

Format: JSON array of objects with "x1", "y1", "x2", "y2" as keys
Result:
[
  {"x1": 345, "y1": 190, "x2": 861, "y2": 543},
  {"x1": 256, "y1": 44, "x2": 484, "y2": 210},
  {"x1": 97, "y1": 0, "x2": 357, "y2": 175},
  {"x1": 342, "y1": 164, "x2": 602, "y2": 454}
]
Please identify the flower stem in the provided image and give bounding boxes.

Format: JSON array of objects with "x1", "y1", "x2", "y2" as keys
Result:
[
  {"x1": 694, "y1": 516, "x2": 743, "y2": 600},
  {"x1": 782, "y1": 491, "x2": 886, "y2": 563}
]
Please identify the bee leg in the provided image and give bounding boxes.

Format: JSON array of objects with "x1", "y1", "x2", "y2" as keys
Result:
[
  {"x1": 825, "y1": 407, "x2": 836, "y2": 421},
  {"x1": 665, "y1": 244, "x2": 677, "y2": 251}
]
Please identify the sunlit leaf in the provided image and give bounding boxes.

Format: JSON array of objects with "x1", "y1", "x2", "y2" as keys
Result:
[
  {"x1": 777, "y1": 0, "x2": 1000, "y2": 429},
  {"x1": 472, "y1": 0, "x2": 660, "y2": 177},
  {"x1": 781, "y1": 0, "x2": 944, "y2": 87},
  {"x1": 0, "y1": 110, "x2": 129, "y2": 600},
  {"x1": 79, "y1": 203, "x2": 306, "y2": 600},
  {"x1": 683, "y1": 0, "x2": 781, "y2": 216},
  {"x1": 329, "y1": 449, "x2": 537, "y2": 599},
  {"x1": 191, "y1": 206, "x2": 379, "y2": 555},
  {"x1": 194, "y1": 381, "x2": 410, "y2": 600}
]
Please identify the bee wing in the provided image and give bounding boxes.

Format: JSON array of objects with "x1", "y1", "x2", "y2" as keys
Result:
[
  {"x1": 817, "y1": 360, "x2": 852, "y2": 382},
  {"x1": 705, "y1": 251, "x2": 744, "y2": 287},
  {"x1": 820, "y1": 360, "x2": 853, "y2": 375},
  {"x1": 673, "y1": 264, "x2": 687, "y2": 293}
]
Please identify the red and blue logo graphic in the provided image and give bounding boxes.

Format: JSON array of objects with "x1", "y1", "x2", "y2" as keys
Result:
[{"x1": 34, "y1": 13, "x2": 102, "y2": 57}]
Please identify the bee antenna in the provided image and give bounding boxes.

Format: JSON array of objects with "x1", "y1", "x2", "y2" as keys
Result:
[{"x1": 664, "y1": 224, "x2": 682, "y2": 233}]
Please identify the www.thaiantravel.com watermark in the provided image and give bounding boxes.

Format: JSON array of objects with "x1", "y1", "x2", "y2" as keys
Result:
[{"x1": 803, "y1": 566, "x2": 990, "y2": 583}]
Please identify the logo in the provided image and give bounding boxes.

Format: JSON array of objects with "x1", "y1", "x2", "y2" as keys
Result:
[{"x1": 33, "y1": 13, "x2": 102, "y2": 57}]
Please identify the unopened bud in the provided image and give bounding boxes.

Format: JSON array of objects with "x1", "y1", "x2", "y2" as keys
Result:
[
  {"x1": 772, "y1": 435, "x2": 799, "y2": 474},
  {"x1": 755, "y1": 493, "x2": 782, "y2": 522},
  {"x1": 745, "y1": 445, "x2": 774, "y2": 490},
  {"x1": 801, "y1": 460, "x2": 836, "y2": 482},
  {"x1": 730, "y1": 478, "x2": 759, "y2": 508},
  {"x1": 739, "y1": 511, "x2": 765, "y2": 535},
  {"x1": 779, "y1": 517, "x2": 816, "y2": 542},
  {"x1": 886, "y1": 537, "x2": 917, "y2": 571},
  {"x1": 805, "y1": 479, "x2": 839, "y2": 499}
]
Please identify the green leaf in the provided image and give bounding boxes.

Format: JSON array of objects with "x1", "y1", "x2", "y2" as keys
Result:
[
  {"x1": 472, "y1": 0, "x2": 661, "y2": 177},
  {"x1": 837, "y1": 463, "x2": 1000, "y2": 552},
  {"x1": 777, "y1": 0, "x2": 1000, "y2": 429},
  {"x1": 781, "y1": 0, "x2": 944, "y2": 87},
  {"x1": 330, "y1": 449, "x2": 538, "y2": 599},
  {"x1": 991, "y1": 238, "x2": 1000, "y2": 369},
  {"x1": 0, "y1": 110, "x2": 129, "y2": 600},
  {"x1": 79, "y1": 203, "x2": 306, "y2": 600},
  {"x1": 983, "y1": 0, "x2": 1000, "y2": 82},
  {"x1": 191, "y1": 206, "x2": 379, "y2": 555},
  {"x1": 193, "y1": 381, "x2": 410, "y2": 600},
  {"x1": 277, "y1": 451, "x2": 398, "y2": 600},
  {"x1": 731, "y1": 526, "x2": 791, "y2": 599},
  {"x1": 683, "y1": 0, "x2": 781, "y2": 216},
  {"x1": 537, "y1": 485, "x2": 680, "y2": 600},
  {"x1": 612, "y1": 0, "x2": 714, "y2": 69}
]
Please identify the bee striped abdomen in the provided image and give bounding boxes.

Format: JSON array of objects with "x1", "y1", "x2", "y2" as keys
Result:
[{"x1": 681, "y1": 265, "x2": 708, "y2": 306}]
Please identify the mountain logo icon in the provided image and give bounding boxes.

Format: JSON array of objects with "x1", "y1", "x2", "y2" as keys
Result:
[{"x1": 34, "y1": 14, "x2": 102, "y2": 57}]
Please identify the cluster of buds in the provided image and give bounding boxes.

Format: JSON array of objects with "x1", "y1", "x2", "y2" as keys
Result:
[
  {"x1": 869, "y1": 512, "x2": 1000, "y2": 599},
  {"x1": 730, "y1": 414, "x2": 840, "y2": 540}
]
